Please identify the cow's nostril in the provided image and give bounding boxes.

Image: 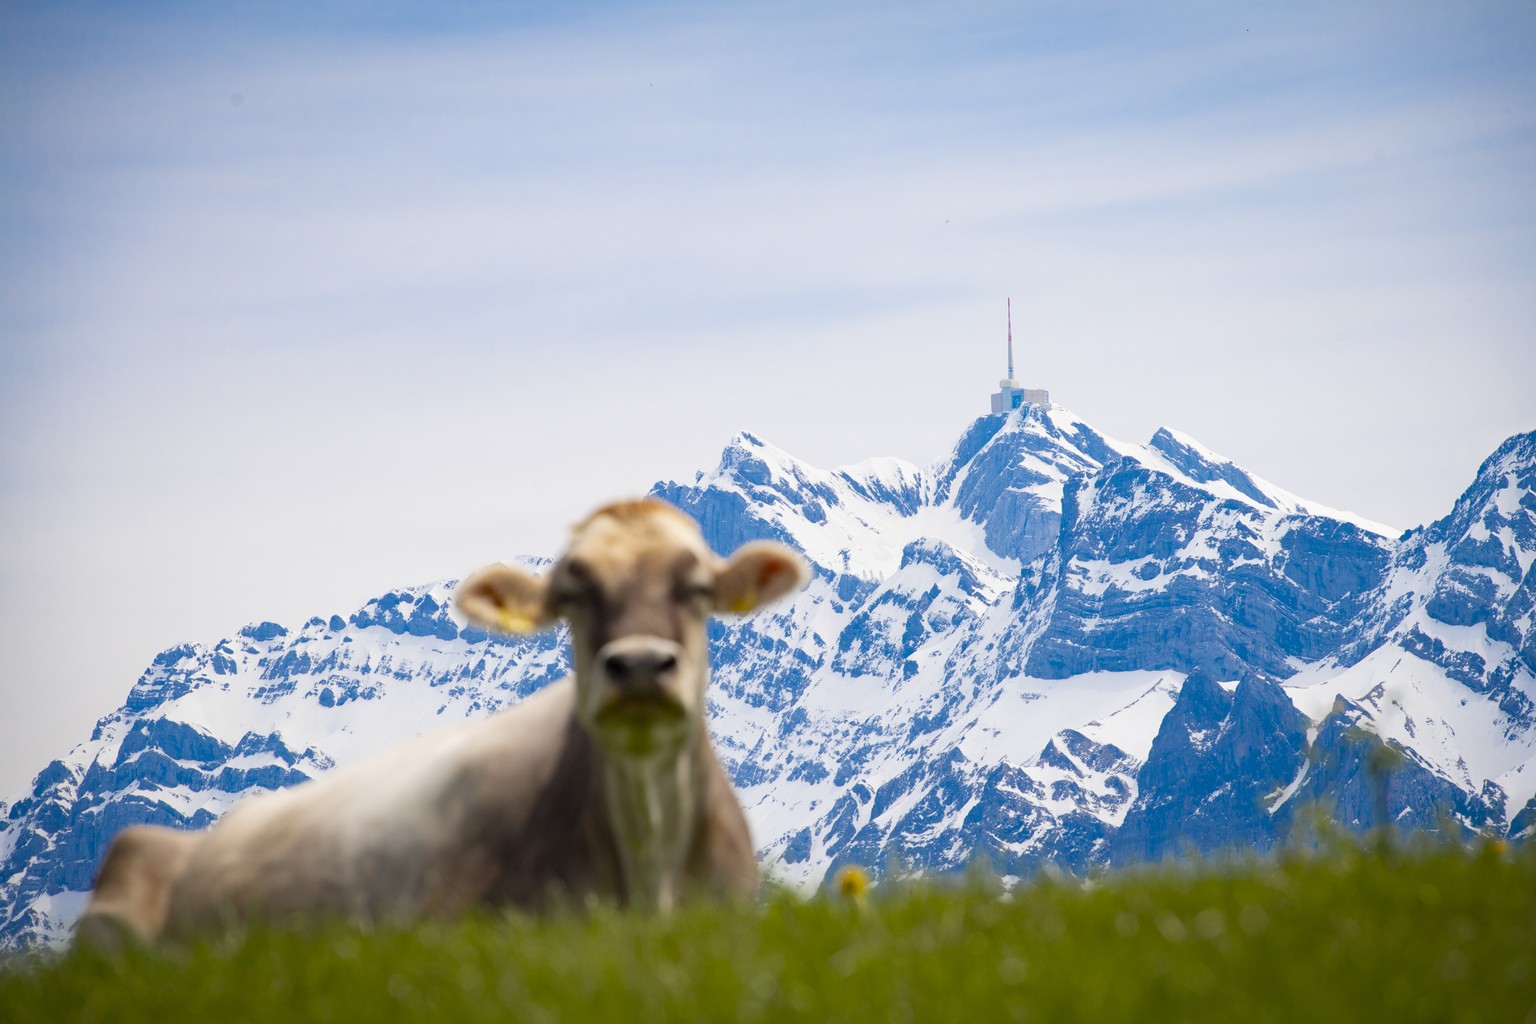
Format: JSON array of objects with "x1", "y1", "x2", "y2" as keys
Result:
[{"x1": 603, "y1": 651, "x2": 633, "y2": 682}]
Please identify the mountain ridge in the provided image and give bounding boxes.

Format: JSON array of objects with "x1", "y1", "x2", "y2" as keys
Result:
[{"x1": 3, "y1": 406, "x2": 1532, "y2": 946}]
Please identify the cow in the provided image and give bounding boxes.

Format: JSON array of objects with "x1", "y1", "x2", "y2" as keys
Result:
[{"x1": 75, "y1": 498, "x2": 808, "y2": 946}]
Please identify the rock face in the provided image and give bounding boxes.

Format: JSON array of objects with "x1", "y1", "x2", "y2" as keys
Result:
[
  {"x1": 1110, "y1": 671, "x2": 1312, "y2": 863},
  {"x1": 3, "y1": 408, "x2": 1534, "y2": 947},
  {"x1": 1023, "y1": 458, "x2": 1392, "y2": 680}
]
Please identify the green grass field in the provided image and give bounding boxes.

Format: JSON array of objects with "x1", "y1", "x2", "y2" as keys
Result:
[{"x1": 3, "y1": 839, "x2": 1532, "y2": 1023}]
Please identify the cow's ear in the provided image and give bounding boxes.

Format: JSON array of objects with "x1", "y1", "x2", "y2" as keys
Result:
[
  {"x1": 715, "y1": 542, "x2": 809, "y2": 615},
  {"x1": 456, "y1": 563, "x2": 553, "y2": 634}
]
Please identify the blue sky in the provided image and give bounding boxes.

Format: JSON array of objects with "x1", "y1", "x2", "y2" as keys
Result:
[{"x1": 2, "y1": 0, "x2": 1534, "y2": 792}]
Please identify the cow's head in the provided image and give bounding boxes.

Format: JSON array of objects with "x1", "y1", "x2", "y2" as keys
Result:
[{"x1": 456, "y1": 500, "x2": 807, "y2": 755}]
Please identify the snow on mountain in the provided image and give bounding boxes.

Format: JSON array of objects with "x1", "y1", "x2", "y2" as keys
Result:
[{"x1": 3, "y1": 406, "x2": 1533, "y2": 947}]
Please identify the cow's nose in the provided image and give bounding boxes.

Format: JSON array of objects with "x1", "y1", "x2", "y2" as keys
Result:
[{"x1": 599, "y1": 639, "x2": 681, "y2": 696}]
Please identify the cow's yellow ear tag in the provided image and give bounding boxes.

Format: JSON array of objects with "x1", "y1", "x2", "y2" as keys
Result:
[
  {"x1": 498, "y1": 609, "x2": 536, "y2": 634},
  {"x1": 728, "y1": 591, "x2": 757, "y2": 614}
]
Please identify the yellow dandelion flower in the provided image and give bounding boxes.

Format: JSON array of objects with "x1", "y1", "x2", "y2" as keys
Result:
[{"x1": 836, "y1": 866, "x2": 871, "y2": 902}]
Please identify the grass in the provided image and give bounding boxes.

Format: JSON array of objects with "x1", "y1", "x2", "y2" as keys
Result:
[{"x1": 2, "y1": 839, "x2": 1532, "y2": 1024}]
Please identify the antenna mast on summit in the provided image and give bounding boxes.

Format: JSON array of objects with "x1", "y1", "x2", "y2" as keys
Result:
[
  {"x1": 1007, "y1": 297, "x2": 1015, "y2": 381},
  {"x1": 989, "y1": 295, "x2": 1049, "y2": 413}
]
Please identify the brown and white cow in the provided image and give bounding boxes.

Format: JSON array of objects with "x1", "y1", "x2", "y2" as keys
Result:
[{"x1": 75, "y1": 499, "x2": 807, "y2": 945}]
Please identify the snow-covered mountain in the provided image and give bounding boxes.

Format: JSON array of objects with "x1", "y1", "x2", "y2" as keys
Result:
[{"x1": 3, "y1": 407, "x2": 1533, "y2": 946}]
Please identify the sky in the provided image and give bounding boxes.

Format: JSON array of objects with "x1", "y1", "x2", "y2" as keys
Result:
[{"x1": 1, "y1": 0, "x2": 1533, "y2": 796}]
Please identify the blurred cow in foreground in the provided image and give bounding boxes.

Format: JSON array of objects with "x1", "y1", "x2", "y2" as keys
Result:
[{"x1": 76, "y1": 499, "x2": 807, "y2": 945}]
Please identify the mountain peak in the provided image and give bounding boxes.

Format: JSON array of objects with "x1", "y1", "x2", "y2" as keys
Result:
[
  {"x1": 1142, "y1": 426, "x2": 1397, "y2": 537},
  {"x1": 706, "y1": 431, "x2": 809, "y2": 487},
  {"x1": 1147, "y1": 427, "x2": 1280, "y2": 510},
  {"x1": 729, "y1": 430, "x2": 765, "y2": 449}
]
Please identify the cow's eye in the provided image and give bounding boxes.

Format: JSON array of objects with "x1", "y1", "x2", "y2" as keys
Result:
[
  {"x1": 678, "y1": 581, "x2": 714, "y2": 604},
  {"x1": 551, "y1": 581, "x2": 595, "y2": 609}
]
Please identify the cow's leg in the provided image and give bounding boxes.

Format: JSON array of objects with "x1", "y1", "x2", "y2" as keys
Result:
[{"x1": 75, "y1": 825, "x2": 200, "y2": 950}]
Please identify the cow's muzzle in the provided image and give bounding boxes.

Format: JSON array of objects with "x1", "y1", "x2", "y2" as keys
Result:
[{"x1": 592, "y1": 636, "x2": 688, "y2": 726}]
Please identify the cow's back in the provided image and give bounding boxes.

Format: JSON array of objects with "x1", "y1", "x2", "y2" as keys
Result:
[
  {"x1": 159, "y1": 681, "x2": 579, "y2": 938},
  {"x1": 76, "y1": 824, "x2": 203, "y2": 949},
  {"x1": 77, "y1": 673, "x2": 759, "y2": 944}
]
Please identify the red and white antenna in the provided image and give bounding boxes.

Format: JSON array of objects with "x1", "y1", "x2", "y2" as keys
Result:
[{"x1": 1007, "y1": 297, "x2": 1015, "y2": 380}]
